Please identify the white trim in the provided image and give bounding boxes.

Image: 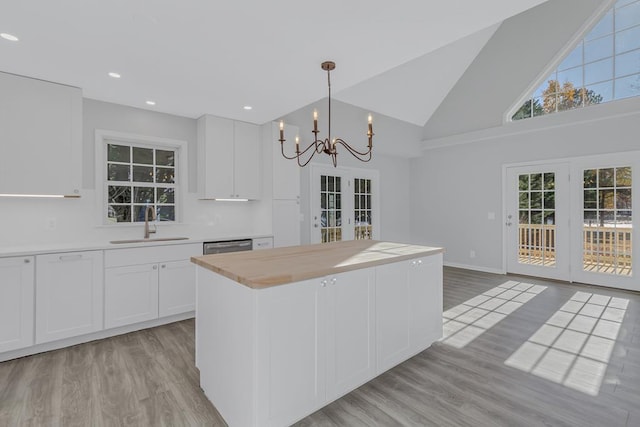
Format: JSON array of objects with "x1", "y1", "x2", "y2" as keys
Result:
[
  {"x1": 443, "y1": 261, "x2": 505, "y2": 275},
  {"x1": 503, "y1": 0, "x2": 617, "y2": 123},
  {"x1": 94, "y1": 129, "x2": 188, "y2": 225}
]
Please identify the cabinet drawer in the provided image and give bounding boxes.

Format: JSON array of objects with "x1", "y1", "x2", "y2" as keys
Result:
[{"x1": 105, "y1": 243, "x2": 201, "y2": 268}]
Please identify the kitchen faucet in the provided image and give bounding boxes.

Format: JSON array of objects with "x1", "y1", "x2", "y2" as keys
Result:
[{"x1": 144, "y1": 206, "x2": 157, "y2": 239}]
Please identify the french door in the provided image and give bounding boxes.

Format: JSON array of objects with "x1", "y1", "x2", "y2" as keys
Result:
[
  {"x1": 506, "y1": 154, "x2": 638, "y2": 291},
  {"x1": 506, "y1": 164, "x2": 570, "y2": 281},
  {"x1": 310, "y1": 165, "x2": 379, "y2": 244}
]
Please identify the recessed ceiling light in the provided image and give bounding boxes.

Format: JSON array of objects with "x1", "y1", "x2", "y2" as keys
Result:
[
  {"x1": 1, "y1": 33, "x2": 19, "y2": 42},
  {"x1": 108, "y1": 72, "x2": 121, "y2": 79},
  {"x1": 243, "y1": 106, "x2": 253, "y2": 110},
  {"x1": 146, "y1": 100, "x2": 156, "y2": 106}
]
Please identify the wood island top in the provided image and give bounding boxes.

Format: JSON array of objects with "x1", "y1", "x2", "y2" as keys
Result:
[{"x1": 191, "y1": 240, "x2": 444, "y2": 289}]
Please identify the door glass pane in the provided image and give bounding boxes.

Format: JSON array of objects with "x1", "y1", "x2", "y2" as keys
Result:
[
  {"x1": 320, "y1": 175, "x2": 342, "y2": 243},
  {"x1": 518, "y1": 172, "x2": 556, "y2": 267},
  {"x1": 583, "y1": 167, "x2": 632, "y2": 276},
  {"x1": 354, "y1": 178, "x2": 372, "y2": 239}
]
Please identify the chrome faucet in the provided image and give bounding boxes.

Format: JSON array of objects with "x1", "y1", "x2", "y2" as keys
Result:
[{"x1": 144, "y1": 206, "x2": 157, "y2": 239}]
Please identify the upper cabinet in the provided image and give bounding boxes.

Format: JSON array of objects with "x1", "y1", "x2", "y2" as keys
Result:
[
  {"x1": 272, "y1": 121, "x2": 300, "y2": 200},
  {"x1": 197, "y1": 115, "x2": 261, "y2": 200},
  {"x1": 0, "y1": 72, "x2": 82, "y2": 196}
]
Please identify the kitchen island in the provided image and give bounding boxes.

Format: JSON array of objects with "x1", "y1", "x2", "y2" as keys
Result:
[{"x1": 191, "y1": 240, "x2": 444, "y2": 427}]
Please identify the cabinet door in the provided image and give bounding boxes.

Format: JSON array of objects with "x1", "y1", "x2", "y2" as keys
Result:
[
  {"x1": 256, "y1": 279, "x2": 326, "y2": 427},
  {"x1": 159, "y1": 260, "x2": 195, "y2": 317},
  {"x1": 375, "y1": 260, "x2": 412, "y2": 372},
  {"x1": 35, "y1": 251, "x2": 103, "y2": 344},
  {"x1": 326, "y1": 269, "x2": 376, "y2": 400},
  {"x1": 0, "y1": 257, "x2": 34, "y2": 352},
  {"x1": 198, "y1": 115, "x2": 234, "y2": 199},
  {"x1": 272, "y1": 121, "x2": 301, "y2": 200},
  {"x1": 105, "y1": 264, "x2": 159, "y2": 328},
  {"x1": 233, "y1": 121, "x2": 261, "y2": 199},
  {"x1": 409, "y1": 255, "x2": 443, "y2": 350},
  {"x1": 273, "y1": 199, "x2": 300, "y2": 247},
  {"x1": 0, "y1": 72, "x2": 81, "y2": 196}
]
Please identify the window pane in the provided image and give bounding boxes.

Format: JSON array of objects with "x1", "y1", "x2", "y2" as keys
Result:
[
  {"x1": 544, "y1": 211, "x2": 555, "y2": 225},
  {"x1": 585, "y1": 189, "x2": 598, "y2": 209},
  {"x1": 585, "y1": 11, "x2": 613, "y2": 41},
  {"x1": 614, "y1": 73, "x2": 640, "y2": 99},
  {"x1": 156, "y1": 167, "x2": 175, "y2": 183},
  {"x1": 519, "y1": 174, "x2": 529, "y2": 191},
  {"x1": 531, "y1": 211, "x2": 543, "y2": 224},
  {"x1": 531, "y1": 192, "x2": 542, "y2": 209},
  {"x1": 584, "y1": 170, "x2": 598, "y2": 188},
  {"x1": 133, "y1": 166, "x2": 154, "y2": 182},
  {"x1": 133, "y1": 147, "x2": 153, "y2": 165},
  {"x1": 557, "y1": 66, "x2": 583, "y2": 87},
  {"x1": 156, "y1": 150, "x2": 175, "y2": 166},
  {"x1": 615, "y1": 25, "x2": 640, "y2": 54},
  {"x1": 617, "y1": 166, "x2": 632, "y2": 186},
  {"x1": 157, "y1": 188, "x2": 175, "y2": 204},
  {"x1": 584, "y1": 35, "x2": 613, "y2": 63},
  {"x1": 107, "y1": 164, "x2": 130, "y2": 181},
  {"x1": 544, "y1": 191, "x2": 555, "y2": 209},
  {"x1": 615, "y1": 1, "x2": 640, "y2": 31},
  {"x1": 108, "y1": 186, "x2": 131, "y2": 203},
  {"x1": 107, "y1": 144, "x2": 130, "y2": 162},
  {"x1": 585, "y1": 58, "x2": 613, "y2": 84},
  {"x1": 109, "y1": 205, "x2": 131, "y2": 222},
  {"x1": 615, "y1": 49, "x2": 640, "y2": 78},
  {"x1": 132, "y1": 206, "x2": 149, "y2": 222},
  {"x1": 519, "y1": 192, "x2": 529, "y2": 209},
  {"x1": 599, "y1": 189, "x2": 615, "y2": 209},
  {"x1": 544, "y1": 173, "x2": 555, "y2": 190},
  {"x1": 530, "y1": 173, "x2": 542, "y2": 190},
  {"x1": 617, "y1": 188, "x2": 632, "y2": 209},
  {"x1": 519, "y1": 211, "x2": 529, "y2": 224},
  {"x1": 157, "y1": 206, "x2": 175, "y2": 221},
  {"x1": 584, "y1": 81, "x2": 613, "y2": 103},
  {"x1": 133, "y1": 187, "x2": 154, "y2": 204},
  {"x1": 599, "y1": 168, "x2": 615, "y2": 187},
  {"x1": 558, "y1": 45, "x2": 582, "y2": 71}
]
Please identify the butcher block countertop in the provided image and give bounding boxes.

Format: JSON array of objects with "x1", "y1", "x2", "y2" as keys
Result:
[{"x1": 191, "y1": 240, "x2": 444, "y2": 289}]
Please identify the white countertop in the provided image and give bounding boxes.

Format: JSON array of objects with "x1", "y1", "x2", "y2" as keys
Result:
[{"x1": 0, "y1": 234, "x2": 272, "y2": 257}]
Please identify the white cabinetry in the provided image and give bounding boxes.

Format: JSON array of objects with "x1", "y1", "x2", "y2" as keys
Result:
[
  {"x1": 0, "y1": 257, "x2": 34, "y2": 353},
  {"x1": 0, "y1": 72, "x2": 81, "y2": 196},
  {"x1": 375, "y1": 254, "x2": 443, "y2": 372},
  {"x1": 35, "y1": 251, "x2": 103, "y2": 344},
  {"x1": 252, "y1": 237, "x2": 274, "y2": 250},
  {"x1": 270, "y1": 121, "x2": 301, "y2": 247},
  {"x1": 197, "y1": 115, "x2": 261, "y2": 200},
  {"x1": 104, "y1": 243, "x2": 200, "y2": 328}
]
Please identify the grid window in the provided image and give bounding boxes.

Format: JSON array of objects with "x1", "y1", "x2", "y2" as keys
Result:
[
  {"x1": 513, "y1": 0, "x2": 640, "y2": 121},
  {"x1": 583, "y1": 167, "x2": 632, "y2": 275},
  {"x1": 320, "y1": 175, "x2": 342, "y2": 243},
  {"x1": 106, "y1": 143, "x2": 177, "y2": 223},
  {"x1": 354, "y1": 178, "x2": 373, "y2": 240},
  {"x1": 518, "y1": 172, "x2": 557, "y2": 267}
]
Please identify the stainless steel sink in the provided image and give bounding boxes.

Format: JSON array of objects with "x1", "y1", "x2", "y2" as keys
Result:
[{"x1": 109, "y1": 237, "x2": 190, "y2": 244}]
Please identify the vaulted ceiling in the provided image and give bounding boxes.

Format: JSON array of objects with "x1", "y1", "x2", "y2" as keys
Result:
[{"x1": 0, "y1": 1, "x2": 549, "y2": 125}]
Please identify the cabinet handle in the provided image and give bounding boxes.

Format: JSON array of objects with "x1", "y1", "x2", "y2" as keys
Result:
[
  {"x1": 330, "y1": 277, "x2": 337, "y2": 285},
  {"x1": 153, "y1": 265, "x2": 158, "y2": 270},
  {"x1": 59, "y1": 254, "x2": 82, "y2": 261},
  {"x1": 411, "y1": 260, "x2": 416, "y2": 266},
  {"x1": 161, "y1": 264, "x2": 166, "y2": 269},
  {"x1": 24, "y1": 258, "x2": 31, "y2": 264},
  {"x1": 417, "y1": 259, "x2": 423, "y2": 265},
  {"x1": 320, "y1": 279, "x2": 327, "y2": 288}
]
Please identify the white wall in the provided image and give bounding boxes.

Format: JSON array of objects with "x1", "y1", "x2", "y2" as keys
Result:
[
  {"x1": 0, "y1": 99, "x2": 272, "y2": 247},
  {"x1": 283, "y1": 98, "x2": 420, "y2": 244},
  {"x1": 411, "y1": 96, "x2": 640, "y2": 271}
]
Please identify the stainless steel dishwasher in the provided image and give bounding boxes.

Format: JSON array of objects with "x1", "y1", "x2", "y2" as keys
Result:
[{"x1": 203, "y1": 239, "x2": 253, "y2": 254}]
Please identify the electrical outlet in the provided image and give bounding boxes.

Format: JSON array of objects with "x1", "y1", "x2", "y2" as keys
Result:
[{"x1": 470, "y1": 250, "x2": 476, "y2": 259}]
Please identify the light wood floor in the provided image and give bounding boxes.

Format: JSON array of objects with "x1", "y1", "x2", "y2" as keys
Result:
[{"x1": 1, "y1": 267, "x2": 639, "y2": 426}]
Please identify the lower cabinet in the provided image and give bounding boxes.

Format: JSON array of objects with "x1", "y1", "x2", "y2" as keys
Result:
[
  {"x1": 104, "y1": 243, "x2": 201, "y2": 329},
  {"x1": 35, "y1": 251, "x2": 104, "y2": 344},
  {"x1": 0, "y1": 256, "x2": 35, "y2": 353},
  {"x1": 255, "y1": 268, "x2": 375, "y2": 426},
  {"x1": 375, "y1": 254, "x2": 443, "y2": 372},
  {"x1": 105, "y1": 263, "x2": 159, "y2": 329}
]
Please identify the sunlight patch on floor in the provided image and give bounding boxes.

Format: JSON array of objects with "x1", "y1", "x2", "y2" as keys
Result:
[
  {"x1": 441, "y1": 280, "x2": 547, "y2": 348},
  {"x1": 505, "y1": 291, "x2": 629, "y2": 396}
]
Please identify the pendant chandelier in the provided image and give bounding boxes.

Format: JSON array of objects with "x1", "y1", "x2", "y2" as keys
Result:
[{"x1": 279, "y1": 61, "x2": 374, "y2": 167}]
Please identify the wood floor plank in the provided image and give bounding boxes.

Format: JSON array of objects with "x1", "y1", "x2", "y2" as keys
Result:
[{"x1": 0, "y1": 266, "x2": 638, "y2": 426}]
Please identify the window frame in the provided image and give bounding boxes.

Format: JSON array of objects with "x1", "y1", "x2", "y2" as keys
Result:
[{"x1": 95, "y1": 129, "x2": 188, "y2": 226}]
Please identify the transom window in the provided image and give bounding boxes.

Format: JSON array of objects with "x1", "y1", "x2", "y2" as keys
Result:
[
  {"x1": 106, "y1": 142, "x2": 177, "y2": 223},
  {"x1": 512, "y1": 0, "x2": 640, "y2": 120}
]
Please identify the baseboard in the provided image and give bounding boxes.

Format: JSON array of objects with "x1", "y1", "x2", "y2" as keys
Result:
[
  {"x1": 444, "y1": 261, "x2": 505, "y2": 275},
  {"x1": 0, "y1": 311, "x2": 194, "y2": 363}
]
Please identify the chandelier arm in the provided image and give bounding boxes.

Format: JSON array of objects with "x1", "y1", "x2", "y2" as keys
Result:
[
  {"x1": 280, "y1": 143, "x2": 301, "y2": 160},
  {"x1": 333, "y1": 138, "x2": 373, "y2": 157}
]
